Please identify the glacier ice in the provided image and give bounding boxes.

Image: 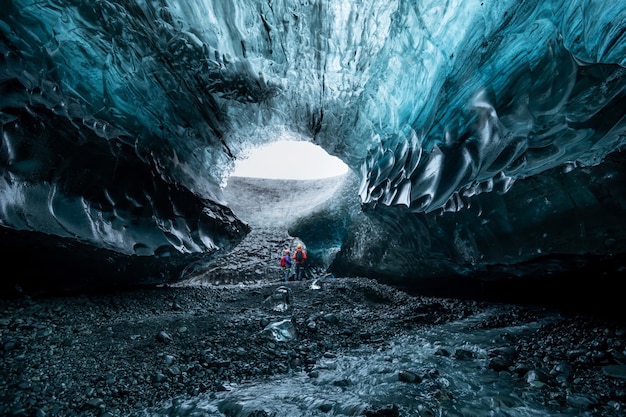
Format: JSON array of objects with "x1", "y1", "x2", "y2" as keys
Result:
[{"x1": 0, "y1": 0, "x2": 625, "y2": 295}]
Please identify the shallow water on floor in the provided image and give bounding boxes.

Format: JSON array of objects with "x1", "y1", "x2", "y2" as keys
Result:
[{"x1": 141, "y1": 309, "x2": 579, "y2": 417}]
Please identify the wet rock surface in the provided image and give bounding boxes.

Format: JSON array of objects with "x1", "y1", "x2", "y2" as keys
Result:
[{"x1": 1, "y1": 277, "x2": 626, "y2": 416}]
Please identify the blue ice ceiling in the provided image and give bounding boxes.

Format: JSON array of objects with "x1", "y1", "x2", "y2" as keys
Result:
[{"x1": 1, "y1": 0, "x2": 625, "y2": 295}]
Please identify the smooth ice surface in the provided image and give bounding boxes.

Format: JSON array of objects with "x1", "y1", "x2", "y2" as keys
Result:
[{"x1": 1, "y1": 0, "x2": 625, "y2": 294}]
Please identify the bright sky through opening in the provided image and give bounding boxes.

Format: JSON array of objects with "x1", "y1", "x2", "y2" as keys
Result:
[{"x1": 232, "y1": 140, "x2": 349, "y2": 180}]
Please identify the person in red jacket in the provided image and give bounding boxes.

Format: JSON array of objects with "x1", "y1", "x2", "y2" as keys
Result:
[
  {"x1": 279, "y1": 249, "x2": 293, "y2": 282},
  {"x1": 293, "y1": 244, "x2": 307, "y2": 281}
]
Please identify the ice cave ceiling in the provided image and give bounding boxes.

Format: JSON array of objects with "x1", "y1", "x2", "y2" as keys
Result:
[{"x1": 1, "y1": 0, "x2": 625, "y2": 296}]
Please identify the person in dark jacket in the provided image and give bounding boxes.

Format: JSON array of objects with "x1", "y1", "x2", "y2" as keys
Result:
[{"x1": 293, "y1": 244, "x2": 307, "y2": 281}]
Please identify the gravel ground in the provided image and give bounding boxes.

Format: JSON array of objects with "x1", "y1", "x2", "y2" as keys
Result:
[{"x1": 1, "y1": 276, "x2": 626, "y2": 417}]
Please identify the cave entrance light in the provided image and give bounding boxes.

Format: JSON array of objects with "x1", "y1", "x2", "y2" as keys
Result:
[{"x1": 232, "y1": 139, "x2": 349, "y2": 180}]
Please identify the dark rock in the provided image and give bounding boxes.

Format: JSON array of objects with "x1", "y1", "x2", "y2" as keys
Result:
[
  {"x1": 567, "y1": 393, "x2": 599, "y2": 409},
  {"x1": 488, "y1": 346, "x2": 518, "y2": 372},
  {"x1": 398, "y1": 370, "x2": 422, "y2": 383},
  {"x1": 454, "y1": 348, "x2": 477, "y2": 360},
  {"x1": 156, "y1": 331, "x2": 173, "y2": 343},
  {"x1": 525, "y1": 369, "x2": 554, "y2": 386},
  {"x1": 364, "y1": 403, "x2": 399, "y2": 417},
  {"x1": 434, "y1": 348, "x2": 451, "y2": 357}
]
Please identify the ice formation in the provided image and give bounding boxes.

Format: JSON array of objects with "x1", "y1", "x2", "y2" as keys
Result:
[{"x1": 1, "y1": 0, "x2": 624, "y2": 294}]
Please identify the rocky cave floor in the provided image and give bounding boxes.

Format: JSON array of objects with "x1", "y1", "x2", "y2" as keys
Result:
[{"x1": 1, "y1": 275, "x2": 626, "y2": 417}]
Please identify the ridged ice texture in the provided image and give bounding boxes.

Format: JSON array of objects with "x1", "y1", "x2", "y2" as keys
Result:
[
  {"x1": 0, "y1": 0, "x2": 625, "y2": 289},
  {"x1": 356, "y1": 1, "x2": 626, "y2": 213}
]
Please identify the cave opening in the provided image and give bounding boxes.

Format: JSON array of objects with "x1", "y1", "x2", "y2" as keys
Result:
[
  {"x1": 231, "y1": 137, "x2": 348, "y2": 180},
  {"x1": 223, "y1": 137, "x2": 350, "y2": 230},
  {"x1": 219, "y1": 137, "x2": 352, "y2": 280}
]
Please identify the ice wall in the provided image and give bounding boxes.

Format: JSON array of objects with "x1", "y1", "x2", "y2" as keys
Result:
[{"x1": 1, "y1": 0, "x2": 625, "y2": 294}]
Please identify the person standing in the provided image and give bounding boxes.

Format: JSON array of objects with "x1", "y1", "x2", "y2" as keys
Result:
[
  {"x1": 293, "y1": 244, "x2": 307, "y2": 281},
  {"x1": 280, "y1": 249, "x2": 292, "y2": 282}
]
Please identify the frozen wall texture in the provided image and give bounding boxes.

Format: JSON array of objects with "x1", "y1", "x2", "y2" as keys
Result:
[{"x1": 1, "y1": 0, "x2": 625, "y2": 295}]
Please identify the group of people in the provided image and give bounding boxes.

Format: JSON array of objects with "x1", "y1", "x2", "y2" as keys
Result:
[{"x1": 279, "y1": 244, "x2": 307, "y2": 282}]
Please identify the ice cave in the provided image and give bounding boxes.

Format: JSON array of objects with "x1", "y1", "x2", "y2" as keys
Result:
[{"x1": 0, "y1": 0, "x2": 625, "y2": 299}]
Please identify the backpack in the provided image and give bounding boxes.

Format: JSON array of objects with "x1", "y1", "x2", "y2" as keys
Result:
[
  {"x1": 295, "y1": 249, "x2": 304, "y2": 262},
  {"x1": 280, "y1": 256, "x2": 287, "y2": 268}
]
